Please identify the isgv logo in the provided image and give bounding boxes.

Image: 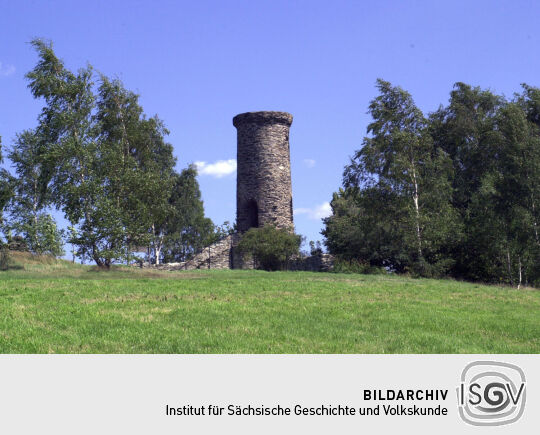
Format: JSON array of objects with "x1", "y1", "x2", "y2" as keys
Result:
[{"x1": 457, "y1": 361, "x2": 526, "y2": 426}]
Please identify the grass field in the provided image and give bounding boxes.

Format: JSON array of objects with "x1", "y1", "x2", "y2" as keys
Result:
[{"x1": 0, "y1": 252, "x2": 539, "y2": 353}]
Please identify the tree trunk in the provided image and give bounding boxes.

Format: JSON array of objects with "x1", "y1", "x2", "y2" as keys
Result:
[
  {"x1": 411, "y1": 165, "x2": 423, "y2": 259},
  {"x1": 505, "y1": 247, "x2": 514, "y2": 287},
  {"x1": 153, "y1": 229, "x2": 165, "y2": 266},
  {"x1": 531, "y1": 196, "x2": 540, "y2": 246},
  {"x1": 32, "y1": 179, "x2": 39, "y2": 253},
  {"x1": 517, "y1": 256, "x2": 522, "y2": 290},
  {"x1": 155, "y1": 245, "x2": 161, "y2": 265}
]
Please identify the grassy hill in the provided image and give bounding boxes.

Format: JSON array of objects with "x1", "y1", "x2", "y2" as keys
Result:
[{"x1": 1, "y1": 252, "x2": 539, "y2": 353}]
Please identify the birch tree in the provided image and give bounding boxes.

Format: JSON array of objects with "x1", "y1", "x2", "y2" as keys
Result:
[
  {"x1": 494, "y1": 101, "x2": 540, "y2": 287},
  {"x1": 342, "y1": 79, "x2": 460, "y2": 275},
  {"x1": 25, "y1": 39, "x2": 115, "y2": 264},
  {"x1": 3, "y1": 129, "x2": 64, "y2": 256},
  {"x1": 95, "y1": 77, "x2": 176, "y2": 265},
  {"x1": 429, "y1": 83, "x2": 503, "y2": 281},
  {"x1": 14, "y1": 38, "x2": 216, "y2": 267},
  {"x1": 161, "y1": 165, "x2": 215, "y2": 263}
]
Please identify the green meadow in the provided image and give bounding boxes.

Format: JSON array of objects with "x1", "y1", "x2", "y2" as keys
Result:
[{"x1": 1, "y1": 252, "x2": 539, "y2": 353}]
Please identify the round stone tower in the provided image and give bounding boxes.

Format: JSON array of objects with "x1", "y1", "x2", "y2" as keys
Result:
[{"x1": 233, "y1": 111, "x2": 294, "y2": 232}]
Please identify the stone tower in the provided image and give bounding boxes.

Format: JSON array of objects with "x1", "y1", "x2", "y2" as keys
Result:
[{"x1": 233, "y1": 111, "x2": 294, "y2": 232}]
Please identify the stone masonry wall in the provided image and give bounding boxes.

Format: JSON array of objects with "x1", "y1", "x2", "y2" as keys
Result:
[
  {"x1": 146, "y1": 235, "x2": 234, "y2": 271},
  {"x1": 137, "y1": 233, "x2": 332, "y2": 272},
  {"x1": 233, "y1": 111, "x2": 294, "y2": 232},
  {"x1": 288, "y1": 254, "x2": 335, "y2": 272}
]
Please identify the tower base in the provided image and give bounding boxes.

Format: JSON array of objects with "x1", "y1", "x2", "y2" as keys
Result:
[{"x1": 136, "y1": 233, "x2": 333, "y2": 272}]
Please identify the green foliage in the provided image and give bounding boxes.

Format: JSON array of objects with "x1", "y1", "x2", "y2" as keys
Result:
[
  {"x1": 237, "y1": 225, "x2": 302, "y2": 271},
  {"x1": 213, "y1": 221, "x2": 235, "y2": 239},
  {"x1": 6, "y1": 213, "x2": 64, "y2": 257},
  {"x1": 329, "y1": 79, "x2": 461, "y2": 277},
  {"x1": 309, "y1": 240, "x2": 323, "y2": 256},
  {"x1": 161, "y1": 165, "x2": 215, "y2": 263},
  {"x1": 434, "y1": 83, "x2": 540, "y2": 287},
  {"x1": 430, "y1": 83, "x2": 503, "y2": 210},
  {"x1": 3, "y1": 129, "x2": 63, "y2": 256},
  {"x1": 323, "y1": 187, "x2": 409, "y2": 271},
  {"x1": 0, "y1": 173, "x2": 11, "y2": 230},
  {"x1": 0, "y1": 136, "x2": 15, "y2": 238},
  {"x1": 95, "y1": 76, "x2": 177, "y2": 265},
  {"x1": 24, "y1": 39, "x2": 108, "y2": 263},
  {"x1": 491, "y1": 98, "x2": 540, "y2": 286},
  {"x1": 331, "y1": 258, "x2": 385, "y2": 274},
  {"x1": 325, "y1": 80, "x2": 540, "y2": 287},
  {"x1": 20, "y1": 39, "x2": 212, "y2": 268}
]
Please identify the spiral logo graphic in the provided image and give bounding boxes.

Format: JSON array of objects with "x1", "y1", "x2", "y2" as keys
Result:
[{"x1": 457, "y1": 361, "x2": 526, "y2": 426}]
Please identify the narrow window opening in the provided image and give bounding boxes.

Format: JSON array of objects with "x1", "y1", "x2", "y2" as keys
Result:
[{"x1": 246, "y1": 199, "x2": 259, "y2": 229}]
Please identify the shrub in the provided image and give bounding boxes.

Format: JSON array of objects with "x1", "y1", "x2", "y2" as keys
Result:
[
  {"x1": 237, "y1": 225, "x2": 302, "y2": 271},
  {"x1": 309, "y1": 240, "x2": 323, "y2": 256},
  {"x1": 332, "y1": 258, "x2": 386, "y2": 274}
]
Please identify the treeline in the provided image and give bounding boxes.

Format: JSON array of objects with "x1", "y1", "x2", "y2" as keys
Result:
[
  {"x1": 0, "y1": 39, "x2": 222, "y2": 267},
  {"x1": 324, "y1": 79, "x2": 540, "y2": 288}
]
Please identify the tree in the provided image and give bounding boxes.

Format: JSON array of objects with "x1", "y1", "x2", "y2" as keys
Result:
[
  {"x1": 429, "y1": 83, "x2": 504, "y2": 280},
  {"x1": 24, "y1": 39, "x2": 181, "y2": 267},
  {"x1": 8, "y1": 130, "x2": 45, "y2": 231},
  {"x1": 309, "y1": 240, "x2": 323, "y2": 256},
  {"x1": 2, "y1": 129, "x2": 62, "y2": 256},
  {"x1": 517, "y1": 84, "x2": 540, "y2": 250},
  {"x1": 323, "y1": 187, "x2": 410, "y2": 271},
  {"x1": 0, "y1": 136, "x2": 15, "y2": 239},
  {"x1": 161, "y1": 165, "x2": 215, "y2": 263},
  {"x1": 491, "y1": 99, "x2": 540, "y2": 287},
  {"x1": 427, "y1": 82, "x2": 540, "y2": 287},
  {"x1": 27, "y1": 213, "x2": 65, "y2": 256},
  {"x1": 325, "y1": 80, "x2": 539, "y2": 286},
  {"x1": 25, "y1": 39, "x2": 108, "y2": 264},
  {"x1": 237, "y1": 225, "x2": 302, "y2": 271},
  {"x1": 67, "y1": 225, "x2": 78, "y2": 262},
  {"x1": 1, "y1": 136, "x2": 15, "y2": 272},
  {"x1": 335, "y1": 79, "x2": 460, "y2": 276},
  {"x1": 430, "y1": 83, "x2": 503, "y2": 210},
  {"x1": 95, "y1": 77, "x2": 176, "y2": 265}
]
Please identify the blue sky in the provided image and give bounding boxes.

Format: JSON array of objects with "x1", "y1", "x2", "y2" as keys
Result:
[{"x1": 1, "y1": 0, "x2": 540, "y2": 251}]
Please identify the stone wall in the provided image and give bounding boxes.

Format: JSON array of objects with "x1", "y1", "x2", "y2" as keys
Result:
[
  {"x1": 139, "y1": 234, "x2": 255, "y2": 271},
  {"x1": 139, "y1": 235, "x2": 333, "y2": 273},
  {"x1": 144, "y1": 235, "x2": 234, "y2": 271},
  {"x1": 288, "y1": 254, "x2": 335, "y2": 272},
  {"x1": 234, "y1": 111, "x2": 294, "y2": 232}
]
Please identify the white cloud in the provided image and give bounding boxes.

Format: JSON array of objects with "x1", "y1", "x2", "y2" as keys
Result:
[
  {"x1": 294, "y1": 202, "x2": 331, "y2": 220},
  {"x1": 303, "y1": 158, "x2": 316, "y2": 168},
  {"x1": 194, "y1": 159, "x2": 237, "y2": 178},
  {"x1": 0, "y1": 62, "x2": 15, "y2": 76}
]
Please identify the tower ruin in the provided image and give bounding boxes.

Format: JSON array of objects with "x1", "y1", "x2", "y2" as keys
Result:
[
  {"x1": 233, "y1": 111, "x2": 294, "y2": 232},
  {"x1": 138, "y1": 110, "x2": 332, "y2": 271}
]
